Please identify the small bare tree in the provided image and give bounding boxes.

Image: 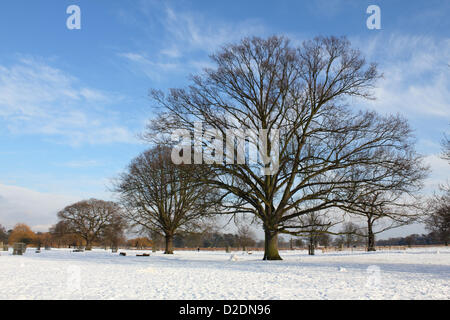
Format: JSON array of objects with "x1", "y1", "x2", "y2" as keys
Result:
[
  {"x1": 425, "y1": 188, "x2": 450, "y2": 246},
  {"x1": 339, "y1": 191, "x2": 425, "y2": 251},
  {"x1": 57, "y1": 199, "x2": 123, "y2": 250},
  {"x1": 101, "y1": 214, "x2": 128, "y2": 249},
  {"x1": 115, "y1": 145, "x2": 220, "y2": 254},
  {"x1": 337, "y1": 141, "x2": 428, "y2": 251},
  {"x1": 235, "y1": 219, "x2": 256, "y2": 251},
  {"x1": 297, "y1": 212, "x2": 335, "y2": 255},
  {"x1": 49, "y1": 221, "x2": 79, "y2": 248},
  {"x1": 423, "y1": 131, "x2": 450, "y2": 246},
  {"x1": 334, "y1": 222, "x2": 366, "y2": 248}
]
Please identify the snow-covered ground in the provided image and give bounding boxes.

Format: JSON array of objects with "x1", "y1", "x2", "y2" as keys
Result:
[{"x1": 0, "y1": 247, "x2": 448, "y2": 300}]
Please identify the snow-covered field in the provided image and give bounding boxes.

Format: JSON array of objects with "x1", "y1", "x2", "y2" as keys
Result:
[{"x1": 0, "y1": 247, "x2": 449, "y2": 300}]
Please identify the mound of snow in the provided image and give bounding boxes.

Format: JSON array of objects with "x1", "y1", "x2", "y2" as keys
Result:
[{"x1": 229, "y1": 254, "x2": 238, "y2": 261}]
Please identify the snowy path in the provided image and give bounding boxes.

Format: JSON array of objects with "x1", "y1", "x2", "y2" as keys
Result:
[{"x1": 0, "y1": 248, "x2": 448, "y2": 299}]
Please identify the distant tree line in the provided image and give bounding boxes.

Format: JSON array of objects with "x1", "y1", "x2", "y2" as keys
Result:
[
  {"x1": 0, "y1": 219, "x2": 128, "y2": 250},
  {"x1": 1, "y1": 221, "x2": 448, "y2": 252},
  {"x1": 376, "y1": 233, "x2": 446, "y2": 247}
]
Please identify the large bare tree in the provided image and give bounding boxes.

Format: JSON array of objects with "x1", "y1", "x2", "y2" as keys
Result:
[
  {"x1": 57, "y1": 199, "x2": 123, "y2": 250},
  {"x1": 146, "y1": 35, "x2": 423, "y2": 260},
  {"x1": 115, "y1": 145, "x2": 220, "y2": 254}
]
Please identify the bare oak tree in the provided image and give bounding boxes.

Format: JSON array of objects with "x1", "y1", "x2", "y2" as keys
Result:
[
  {"x1": 337, "y1": 222, "x2": 366, "y2": 248},
  {"x1": 340, "y1": 190, "x2": 426, "y2": 251},
  {"x1": 101, "y1": 214, "x2": 128, "y2": 249},
  {"x1": 337, "y1": 146, "x2": 428, "y2": 251},
  {"x1": 425, "y1": 188, "x2": 450, "y2": 246},
  {"x1": 297, "y1": 212, "x2": 335, "y2": 255},
  {"x1": 49, "y1": 221, "x2": 79, "y2": 248},
  {"x1": 425, "y1": 132, "x2": 450, "y2": 247},
  {"x1": 115, "y1": 145, "x2": 220, "y2": 254},
  {"x1": 146, "y1": 35, "x2": 422, "y2": 260},
  {"x1": 57, "y1": 199, "x2": 123, "y2": 250}
]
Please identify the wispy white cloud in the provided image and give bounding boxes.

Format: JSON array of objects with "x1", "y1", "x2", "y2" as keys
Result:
[
  {"x1": 160, "y1": 7, "x2": 265, "y2": 54},
  {"x1": 306, "y1": 0, "x2": 354, "y2": 18},
  {"x1": 56, "y1": 160, "x2": 101, "y2": 168},
  {"x1": 354, "y1": 34, "x2": 450, "y2": 119},
  {"x1": 423, "y1": 154, "x2": 450, "y2": 193},
  {"x1": 0, "y1": 183, "x2": 80, "y2": 232},
  {"x1": 118, "y1": 52, "x2": 180, "y2": 81},
  {"x1": 0, "y1": 57, "x2": 138, "y2": 146},
  {"x1": 117, "y1": 3, "x2": 266, "y2": 80},
  {"x1": 352, "y1": 34, "x2": 450, "y2": 193}
]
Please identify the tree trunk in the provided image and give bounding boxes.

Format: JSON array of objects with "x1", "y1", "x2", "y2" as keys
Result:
[
  {"x1": 308, "y1": 238, "x2": 315, "y2": 256},
  {"x1": 367, "y1": 221, "x2": 376, "y2": 252},
  {"x1": 85, "y1": 239, "x2": 92, "y2": 251},
  {"x1": 263, "y1": 230, "x2": 282, "y2": 260},
  {"x1": 164, "y1": 233, "x2": 174, "y2": 254}
]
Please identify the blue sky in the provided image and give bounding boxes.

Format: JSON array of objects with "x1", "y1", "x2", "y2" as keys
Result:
[{"x1": 0, "y1": 0, "x2": 449, "y2": 237}]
